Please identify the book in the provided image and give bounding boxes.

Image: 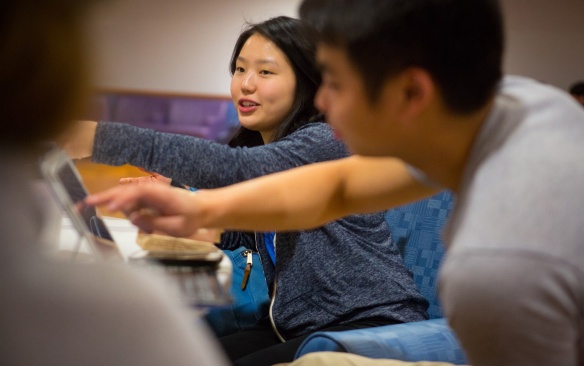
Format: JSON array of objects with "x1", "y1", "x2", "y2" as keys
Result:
[{"x1": 136, "y1": 230, "x2": 222, "y2": 253}]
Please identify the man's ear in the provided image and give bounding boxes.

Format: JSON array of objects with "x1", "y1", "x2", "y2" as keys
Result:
[{"x1": 400, "y1": 67, "x2": 435, "y2": 118}]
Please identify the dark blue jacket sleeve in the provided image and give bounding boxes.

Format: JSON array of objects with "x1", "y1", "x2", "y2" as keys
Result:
[{"x1": 93, "y1": 122, "x2": 348, "y2": 189}]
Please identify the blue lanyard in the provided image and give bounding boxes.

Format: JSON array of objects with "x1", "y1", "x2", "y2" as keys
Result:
[
  {"x1": 186, "y1": 186, "x2": 275, "y2": 263},
  {"x1": 263, "y1": 232, "x2": 276, "y2": 264}
]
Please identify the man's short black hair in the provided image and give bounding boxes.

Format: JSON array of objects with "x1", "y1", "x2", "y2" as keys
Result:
[{"x1": 299, "y1": 0, "x2": 504, "y2": 115}]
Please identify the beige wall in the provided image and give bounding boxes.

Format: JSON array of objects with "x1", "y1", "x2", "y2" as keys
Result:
[
  {"x1": 87, "y1": 0, "x2": 301, "y2": 96},
  {"x1": 503, "y1": 0, "x2": 584, "y2": 91},
  {"x1": 87, "y1": 0, "x2": 584, "y2": 96}
]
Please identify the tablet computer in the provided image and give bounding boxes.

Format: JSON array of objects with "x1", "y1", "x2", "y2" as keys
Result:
[
  {"x1": 39, "y1": 147, "x2": 120, "y2": 261},
  {"x1": 39, "y1": 147, "x2": 230, "y2": 306},
  {"x1": 39, "y1": 147, "x2": 223, "y2": 266}
]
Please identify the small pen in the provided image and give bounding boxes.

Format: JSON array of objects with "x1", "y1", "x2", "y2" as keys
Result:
[{"x1": 241, "y1": 250, "x2": 253, "y2": 290}]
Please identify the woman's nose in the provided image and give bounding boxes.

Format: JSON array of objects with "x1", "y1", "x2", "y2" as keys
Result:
[{"x1": 241, "y1": 72, "x2": 256, "y2": 93}]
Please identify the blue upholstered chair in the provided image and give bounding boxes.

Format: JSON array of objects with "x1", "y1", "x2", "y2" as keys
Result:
[{"x1": 295, "y1": 190, "x2": 468, "y2": 364}]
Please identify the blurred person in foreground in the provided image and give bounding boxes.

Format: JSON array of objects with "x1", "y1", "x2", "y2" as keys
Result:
[
  {"x1": 85, "y1": 0, "x2": 584, "y2": 365},
  {"x1": 0, "y1": 1, "x2": 228, "y2": 365}
]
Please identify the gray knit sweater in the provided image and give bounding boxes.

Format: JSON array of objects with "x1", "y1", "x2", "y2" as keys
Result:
[{"x1": 93, "y1": 121, "x2": 428, "y2": 339}]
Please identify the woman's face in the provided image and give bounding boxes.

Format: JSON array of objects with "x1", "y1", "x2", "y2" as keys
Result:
[{"x1": 231, "y1": 33, "x2": 296, "y2": 143}]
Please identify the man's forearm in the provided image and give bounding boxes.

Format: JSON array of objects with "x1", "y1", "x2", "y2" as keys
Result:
[{"x1": 195, "y1": 156, "x2": 438, "y2": 231}]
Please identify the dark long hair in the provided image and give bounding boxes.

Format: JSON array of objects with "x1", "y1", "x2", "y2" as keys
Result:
[{"x1": 228, "y1": 16, "x2": 324, "y2": 148}]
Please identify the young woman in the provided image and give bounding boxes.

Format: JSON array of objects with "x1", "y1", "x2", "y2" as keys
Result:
[{"x1": 63, "y1": 16, "x2": 427, "y2": 366}]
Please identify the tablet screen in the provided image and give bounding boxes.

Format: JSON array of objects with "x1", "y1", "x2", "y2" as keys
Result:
[{"x1": 39, "y1": 148, "x2": 118, "y2": 260}]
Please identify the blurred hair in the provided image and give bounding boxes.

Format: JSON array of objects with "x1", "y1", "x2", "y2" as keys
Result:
[
  {"x1": 569, "y1": 81, "x2": 584, "y2": 96},
  {"x1": 299, "y1": 0, "x2": 504, "y2": 115},
  {"x1": 0, "y1": 1, "x2": 95, "y2": 149},
  {"x1": 228, "y1": 16, "x2": 323, "y2": 147}
]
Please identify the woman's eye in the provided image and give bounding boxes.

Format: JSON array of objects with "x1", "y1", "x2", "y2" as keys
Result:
[
  {"x1": 259, "y1": 70, "x2": 274, "y2": 75},
  {"x1": 235, "y1": 66, "x2": 245, "y2": 73}
]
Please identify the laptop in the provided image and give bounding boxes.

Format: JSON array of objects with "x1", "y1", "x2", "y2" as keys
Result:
[{"x1": 39, "y1": 146, "x2": 230, "y2": 307}]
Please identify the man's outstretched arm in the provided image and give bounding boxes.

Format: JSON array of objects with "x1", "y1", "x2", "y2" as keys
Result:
[{"x1": 86, "y1": 156, "x2": 438, "y2": 237}]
